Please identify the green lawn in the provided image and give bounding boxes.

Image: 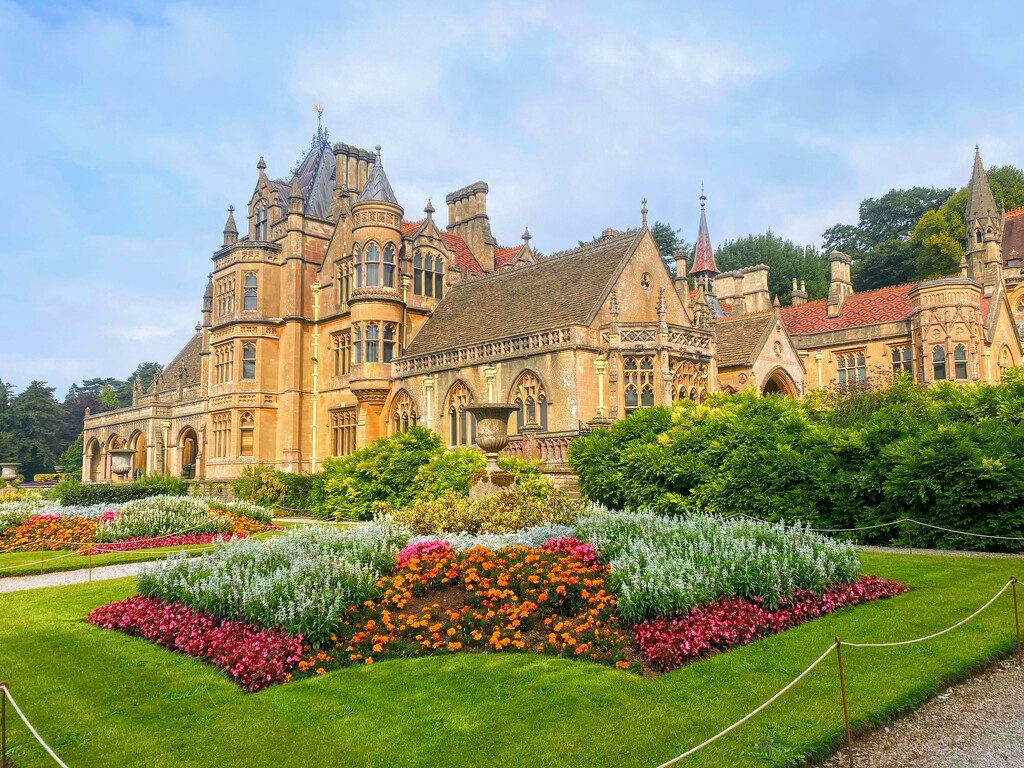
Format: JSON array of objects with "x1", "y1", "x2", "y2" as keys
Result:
[
  {"x1": 0, "y1": 531, "x2": 285, "y2": 578},
  {"x1": 0, "y1": 552, "x2": 1020, "y2": 767}
]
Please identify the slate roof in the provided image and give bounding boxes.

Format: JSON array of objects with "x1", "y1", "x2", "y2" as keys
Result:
[
  {"x1": 1003, "y1": 208, "x2": 1024, "y2": 265},
  {"x1": 691, "y1": 201, "x2": 718, "y2": 275},
  {"x1": 357, "y1": 149, "x2": 399, "y2": 205},
  {"x1": 714, "y1": 313, "x2": 775, "y2": 367},
  {"x1": 778, "y1": 284, "x2": 914, "y2": 335},
  {"x1": 966, "y1": 149, "x2": 999, "y2": 223},
  {"x1": 157, "y1": 332, "x2": 203, "y2": 392},
  {"x1": 403, "y1": 229, "x2": 640, "y2": 357}
]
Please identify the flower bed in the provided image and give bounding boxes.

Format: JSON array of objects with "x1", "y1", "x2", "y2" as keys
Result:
[
  {"x1": 296, "y1": 538, "x2": 636, "y2": 675},
  {"x1": 0, "y1": 514, "x2": 98, "y2": 551},
  {"x1": 633, "y1": 575, "x2": 908, "y2": 672},
  {"x1": 575, "y1": 510, "x2": 861, "y2": 621},
  {"x1": 86, "y1": 596, "x2": 302, "y2": 691}
]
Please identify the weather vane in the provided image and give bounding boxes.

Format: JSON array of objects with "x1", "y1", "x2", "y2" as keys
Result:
[{"x1": 313, "y1": 104, "x2": 324, "y2": 129}]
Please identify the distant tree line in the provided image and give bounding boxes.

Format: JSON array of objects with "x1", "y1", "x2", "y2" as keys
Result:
[{"x1": 0, "y1": 363, "x2": 160, "y2": 478}]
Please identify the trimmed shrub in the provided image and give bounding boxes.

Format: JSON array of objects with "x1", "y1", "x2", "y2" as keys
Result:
[
  {"x1": 60, "y1": 483, "x2": 169, "y2": 506},
  {"x1": 231, "y1": 465, "x2": 287, "y2": 508}
]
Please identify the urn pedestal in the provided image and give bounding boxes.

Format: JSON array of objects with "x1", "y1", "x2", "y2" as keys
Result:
[
  {"x1": 466, "y1": 403, "x2": 518, "y2": 499},
  {"x1": 0, "y1": 462, "x2": 21, "y2": 497},
  {"x1": 109, "y1": 449, "x2": 136, "y2": 484}
]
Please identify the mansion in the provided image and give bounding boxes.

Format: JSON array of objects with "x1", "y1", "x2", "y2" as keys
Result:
[{"x1": 82, "y1": 130, "x2": 1023, "y2": 486}]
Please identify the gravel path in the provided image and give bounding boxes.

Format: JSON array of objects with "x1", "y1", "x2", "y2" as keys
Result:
[
  {"x1": 821, "y1": 659, "x2": 1024, "y2": 767},
  {"x1": 0, "y1": 562, "x2": 147, "y2": 593}
]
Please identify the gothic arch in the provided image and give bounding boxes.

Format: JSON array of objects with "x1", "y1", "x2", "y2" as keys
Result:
[
  {"x1": 178, "y1": 426, "x2": 200, "y2": 480},
  {"x1": 128, "y1": 430, "x2": 146, "y2": 478},
  {"x1": 761, "y1": 367, "x2": 798, "y2": 398},
  {"x1": 508, "y1": 369, "x2": 549, "y2": 433},
  {"x1": 444, "y1": 380, "x2": 477, "y2": 447},
  {"x1": 671, "y1": 360, "x2": 710, "y2": 403},
  {"x1": 388, "y1": 389, "x2": 419, "y2": 434},
  {"x1": 84, "y1": 438, "x2": 102, "y2": 483}
]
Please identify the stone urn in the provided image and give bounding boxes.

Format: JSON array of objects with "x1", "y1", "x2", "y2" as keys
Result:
[
  {"x1": 468, "y1": 403, "x2": 519, "y2": 471},
  {"x1": 109, "y1": 449, "x2": 136, "y2": 482},
  {"x1": 0, "y1": 462, "x2": 21, "y2": 488}
]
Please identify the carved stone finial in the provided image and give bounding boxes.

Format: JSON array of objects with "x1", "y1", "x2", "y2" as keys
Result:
[
  {"x1": 425, "y1": 199, "x2": 435, "y2": 221},
  {"x1": 522, "y1": 227, "x2": 532, "y2": 243},
  {"x1": 257, "y1": 156, "x2": 267, "y2": 171},
  {"x1": 657, "y1": 286, "x2": 666, "y2": 315},
  {"x1": 610, "y1": 291, "x2": 619, "y2": 315},
  {"x1": 641, "y1": 198, "x2": 648, "y2": 228}
]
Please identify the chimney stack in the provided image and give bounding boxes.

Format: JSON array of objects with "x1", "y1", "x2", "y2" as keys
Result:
[
  {"x1": 791, "y1": 277, "x2": 808, "y2": 306},
  {"x1": 446, "y1": 181, "x2": 496, "y2": 271},
  {"x1": 826, "y1": 252, "x2": 853, "y2": 318}
]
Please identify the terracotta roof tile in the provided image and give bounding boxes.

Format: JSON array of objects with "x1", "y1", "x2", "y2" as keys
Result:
[
  {"x1": 400, "y1": 220, "x2": 485, "y2": 274},
  {"x1": 714, "y1": 313, "x2": 775, "y2": 367},
  {"x1": 1004, "y1": 208, "x2": 1024, "y2": 265},
  {"x1": 778, "y1": 284, "x2": 914, "y2": 335},
  {"x1": 494, "y1": 245, "x2": 524, "y2": 269},
  {"x1": 403, "y1": 230, "x2": 639, "y2": 357}
]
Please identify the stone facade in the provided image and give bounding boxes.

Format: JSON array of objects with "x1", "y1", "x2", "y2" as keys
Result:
[{"x1": 82, "y1": 134, "x2": 1021, "y2": 486}]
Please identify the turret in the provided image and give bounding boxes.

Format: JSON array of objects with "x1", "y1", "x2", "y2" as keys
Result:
[
  {"x1": 965, "y1": 147, "x2": 1004, "y2": 295},
  {"x1": 690, "y1": 188, "x2": 719, "y2": 292}
]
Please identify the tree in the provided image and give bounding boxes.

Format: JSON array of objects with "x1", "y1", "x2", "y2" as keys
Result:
[
  {"x1": 2, "y1": 381, "x2": 65, "y2": 477},
  {"x1": 715, "y1": 232, "x2": 828, "y2": 303},
  {"x1": 852, "y1": 239, "x2": 917, "y2": 292},
  {"x1": 115, "y1": 362, "x2": 163, "y2": 407},
  {"x1": 650, "y1": 221, "x2": 691, "y2": 277},
  {"x1": 98, "y1": 384, "x2": 121, "y2": 410}
]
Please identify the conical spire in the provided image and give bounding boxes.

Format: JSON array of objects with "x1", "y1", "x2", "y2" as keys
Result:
[
  {"x1": 223, "y1": 205, "x2": 238, "y2": 246},
  {"x1": 357, "y1": 145, "x2": 399, "y2": 205},
  {"x1": 966, "y1": 146, "x2": 999, "y2": 223},
  {"x1": 288, "y1": 174, "x2": 304, "y2": 213},
  {"x1": 691, "y1": 186, "x2": 718, "y2": 279}
]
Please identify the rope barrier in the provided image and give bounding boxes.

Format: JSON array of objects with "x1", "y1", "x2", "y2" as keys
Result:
[
  {"x1": 655, "y1": 577, "x2": 1017, "y2": 765},
  {"x1": 844, "y1": 579, "x2": 1016, "y2": 649},
  {"x1": 724, "y1": 512, "x2": 1024, "y2": 542},
  {"x1": 0, "y1": 684, "x2": 70, "y2": 768},
  {"x1": 0, "y1": 552, "x2": 79, "y2": 573},
  {"x1": 905, "y1": 519, "x2": 1024, "y2": 542},
  {"x1": 654, "y1": 644, "x2": 837, "y2": 768}
]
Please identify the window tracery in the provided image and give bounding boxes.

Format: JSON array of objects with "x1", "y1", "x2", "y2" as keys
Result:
[
  {"x1": 511, "y1": 371, "x2": 549, "y2": 433},
  {"x1": 243, "y1": 273, "x2": 258, "y2": 311},
  {"x1": 445, "y1": 381, "x2": 476, "y2": 447},
  {"x1": 390, "y1": 390, "x2": 418, "y2": 434},
  {"x1": 672, "y1": 360, "x2": 709, "y2": 402},
  {"x1": 623, "y1": 356, "x2": 655, "y2": 413}
]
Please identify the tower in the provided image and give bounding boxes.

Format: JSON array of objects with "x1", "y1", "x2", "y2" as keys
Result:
[
  {"x1": 965, "y1": 147, "x2": 1004, "y2": 295},
  {"x1": 690, "y1": 187, "x2": 719, "y2": 293}
]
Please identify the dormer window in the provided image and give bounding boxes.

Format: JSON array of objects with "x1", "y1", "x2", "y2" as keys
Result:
[{"x1": 414, "y1": 251, "x2": 444, "y2": 298}]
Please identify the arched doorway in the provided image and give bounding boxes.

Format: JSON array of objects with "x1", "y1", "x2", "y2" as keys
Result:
[
  {"x1": 85, "y1": 439, "x2": 101, "y2": 483},
  {"x1": 129, "y1": 431, "x2": 146, "y2": 480},
  {"x1": 180, "y1": 427, "x2": 199, "y2": 480},
  {"x1": 761, "y1": 369, "x2": 798, "y2": 398}
]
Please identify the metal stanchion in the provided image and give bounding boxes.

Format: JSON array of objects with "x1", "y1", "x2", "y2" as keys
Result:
[
  {"x1": 904, "y1": 518, "x2": 913, "y2": 554},
  {"x1": 835, "y1": 638, "x2": 855, "y2": 768}
]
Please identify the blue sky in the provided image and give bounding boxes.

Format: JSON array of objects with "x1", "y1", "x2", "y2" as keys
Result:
[{"x1": 2, "y1": 0, "x2": 1021, "y2": 398}]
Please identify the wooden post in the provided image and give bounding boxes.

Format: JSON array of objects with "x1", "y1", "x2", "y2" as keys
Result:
[
  {"x1": 1013, "y1": 578, "x2": 1021, "y2": 662},
  {"x1": 2, "y1": 681, "x2": 8, "y2": 768},
  {"x1": 39, "y1": 548, "x2": 44, "y2": 575},
  {"x1": 904, "y1": 518, "x2": 913, "y2": 554},
  {"x1": 835, "y1": 638, "x2": 855, "y2": 768}
]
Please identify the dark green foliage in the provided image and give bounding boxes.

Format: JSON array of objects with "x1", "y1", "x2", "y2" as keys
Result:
[
  {"x1": 413, "y1": 448, "x2": 485, "y2": 498},
  {"x1": 0, "y1": 381, "x2": 66, "y2": 478},
  {"x1": 311, "y1": 427, "x2": 444, "y2": 520},
  {"x1": 650, "y1": 221, "x2": 691, "y2": 277},
  {"x1": 714, "y1": 233, "x2": 827, "y2": 303},
  {"x1": 569, "y1": 372, "x2": 1024, "y2": 551},
  {"x1": 59, "y1": 482, "x2": 171, "y2": 506}
]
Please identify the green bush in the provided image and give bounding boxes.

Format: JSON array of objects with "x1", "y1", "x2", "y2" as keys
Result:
[
  {"x1": 278, "y1": 472, "x2": 314, "y2": 510},
  {"x1": 413, "y1": 448, "x2": 485, "y2": 498},
  {"x1": 231, "y1": 465, "x2": 287, "y2": 508},
  {"x1": 568, "y1": 377, "x2": 1024, "y2": 551},
  {"x1": 57, "y1": 475, "x2": 186, "y2": 507},
  {"x1": 311, "y1": 427, "x2": 443, "y2": 520},
  {"x1": 384, "y1": 486, "x2": 584, "y2": 535}
]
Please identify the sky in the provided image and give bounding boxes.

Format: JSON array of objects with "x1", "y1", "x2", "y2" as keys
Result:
[{"x1": 2, "y1": 0, "x2": 1022, "y2": 398}]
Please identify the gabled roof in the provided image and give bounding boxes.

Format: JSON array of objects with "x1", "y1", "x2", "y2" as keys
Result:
[
  {"x1": 494, "y1": 245, "x2": 526, "y2": 269},
  {"x1": 714, "y1": 312, "x2": 776, "y2": 368},
  {"x1": 266, "y1": 128, "x2": 338, "y2": 219},
  {"x1": 403, "y1": 230, "x2": 639, "y2": 357},
  {"x1": 1004, "y1": 207, "x2": 1024, "y2": 265},
  {"x1": 778, "y1": 283, "x2": 914, "y2": 335},
  {"x1": 156, "y1": 332, "x2": 202, "y2": 393},
  {"x1": 400, "y1": 219, "x2": 485, "y2": 275}
]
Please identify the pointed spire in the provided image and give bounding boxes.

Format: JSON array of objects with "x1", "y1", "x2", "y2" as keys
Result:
[
  {"x1": 691, "y1": 187, "x2": 719, "y2": 280},
  {"x1": 967, "y1": 146, "x2": 999, "y2": 223},
  {"x1": 641, "y1": 198, "x2": 648, "y2": 228},
  {"x1": 356, "y1": 145, "x2": 399, "y2": 205},
  {"x1": 223, "y1": 205, "x2": 238, "y2": 246}
]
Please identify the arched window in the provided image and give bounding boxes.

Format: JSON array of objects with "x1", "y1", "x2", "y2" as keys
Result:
[
  {"x1": 390, "y1": 390, "x2": 418, "y2": 435},
  {"x1": 976, "y1": 229, "x2": 983, "y2": 244},
  {"x1": 353, "y1": 247, "x2": 362, "y2": 289},
  {"x1": 239, "y1": 412, "x2": 254, "y2": 457},
  {"x1": 414, "y1": 253, "x2": 424, "y2": 295},
  {"x1": 414, "y1": 251, "x2": 445, "y2": 299},
  {"x1": 353, "y1": 324, "x2": 362, "y2": 365},
  {"x1": 338, "y1": 264, "x2": 352, "y2": 305},
  {"x1": 255, "y1": 204, "x2": 269, "y2": 240},
  {"x1": 837, "y1": 353, "x2": 866, "y2": 386},
  {"x1": 241, "y1": 343, "x2": 256, "y2": 380},
  {"x1": 445, "y1": 382, "x2": 476, "y2": 447},
  {"x1": 383, "y1": 245, "x2": 396, "y2": 287},
  {"x1": 932, "y1": 346, "x2": 947, "y2": 381},
  {"x1": 433, "y1": 256, "x2": 444, "y2": 299},
  {"x1": 623, "y1": 356, "x2": 656, "y2": 413},
  {"x1": 1000, "y1": 346, "x2": 1013, "y2": 371},
  {"x1": 672, "y1": 361, "x2": 709, "y2": 402},
  {"x1": 364, "y1": 243, "x2": 381, "y2": 287},
  {"x1": 383, "y1": 324, "x2": 396, "y2": 363},
  {"x1": 365, "y1": 323, "x2": 379, "y2": 363},
  {"x1": 953, "y1": 344, "x2": 968, "y2": 380},
  {"x1": 511, "y1": 371, "x2": 549, "y2": 433},
  {"x1": 243, "y1": 273, "x2": 257, "y2": 311}
]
